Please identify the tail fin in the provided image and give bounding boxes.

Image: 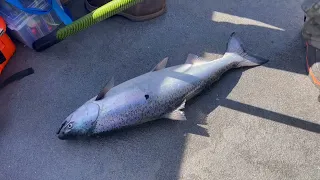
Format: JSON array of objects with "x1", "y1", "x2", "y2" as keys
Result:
[{"x1": 226, "y1": 32, "x2": 269, "y2": 67}]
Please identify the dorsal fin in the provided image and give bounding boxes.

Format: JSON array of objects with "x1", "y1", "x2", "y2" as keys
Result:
[
  {"x1": 185, "y1": 54, "x2": 208, "y2": 64},
  {"x1": 95, "y1": 77, "x2": 114, "y2": 101},
  {"x1": 151, "y1": 57, "x2": 168, "y2": 72}
]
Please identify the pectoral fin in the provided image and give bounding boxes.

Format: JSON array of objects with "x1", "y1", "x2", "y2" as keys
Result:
[
  {"x1": 151, "y1": 57, "x2": 168, "y2": 72},
  {"x1": 163, "y1": 110, "x2": 187, "y2": 121},
  {"x1": 163, "y1": 100, "x2": 187, "y2": 121},
  {"x1": 177, "y1": 99, "x2": 186, "y2": 110},
  {"x1": 95, "y1": 77, "x2": 114, "y2": 101}
]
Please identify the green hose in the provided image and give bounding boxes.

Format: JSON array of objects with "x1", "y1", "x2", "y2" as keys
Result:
[
  {"x1": 57, "y1": 0, "x2": 143, "y2": 40},
  {"x1": 33, "y1": 0, "x2": 143, "y2": 51}
]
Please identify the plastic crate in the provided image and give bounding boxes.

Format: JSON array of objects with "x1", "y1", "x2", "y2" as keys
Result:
[{"x1": 0, "y1": 0, "x2": 62, "y2": 48}]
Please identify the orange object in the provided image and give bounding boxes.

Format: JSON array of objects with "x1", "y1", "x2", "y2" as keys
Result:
[
  {"x1": 0, "y1": 16, "x2": 16, "y2": 74},
  {"x1": 306, "y1": 42, "x2": 320, "y2": 87}
]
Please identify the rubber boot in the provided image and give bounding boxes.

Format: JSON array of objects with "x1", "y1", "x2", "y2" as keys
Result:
[{"x1": 85, "y1": 0, "x2": 166, "y2": 21}]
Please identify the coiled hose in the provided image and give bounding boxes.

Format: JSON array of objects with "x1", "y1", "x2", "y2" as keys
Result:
[{"x1": 33, "y1": 0, "x2": 143, "y2": 51}]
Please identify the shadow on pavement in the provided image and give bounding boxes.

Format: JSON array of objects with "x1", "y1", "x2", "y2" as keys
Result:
[{"x1": 221, "y1": 99, "x2": 320, "y2": 134}]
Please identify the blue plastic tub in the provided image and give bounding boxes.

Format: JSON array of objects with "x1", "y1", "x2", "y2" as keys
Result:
[{"x1": 0, "y1": 0, "x2": 62, "y2": 48}]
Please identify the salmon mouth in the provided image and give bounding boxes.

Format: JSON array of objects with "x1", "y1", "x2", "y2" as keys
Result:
[
  {"x1": 57, "y1": 131, "x2": 67, "y2": 140},
  {"x1": 56, "y1": 120, "x2": 67, "y2": 135},
  {"x1": 57, "y1": 130, "x2": 72, "y2": 140},
  {"x1": 57, "y1": 121, "x2": 75, "y2": 140},
  {"x1": 57, "y1": 120, "x2": 71, "y2": 140}
]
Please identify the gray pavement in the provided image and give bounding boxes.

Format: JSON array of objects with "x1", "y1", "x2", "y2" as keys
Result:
[{"x1": 0, "y1": 0, "x2": 319, "y2": 179}]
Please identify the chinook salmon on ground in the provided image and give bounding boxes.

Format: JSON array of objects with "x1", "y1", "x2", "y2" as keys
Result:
[{"x1": 57, "y1": 33, "x2": 268, "y2": 140}]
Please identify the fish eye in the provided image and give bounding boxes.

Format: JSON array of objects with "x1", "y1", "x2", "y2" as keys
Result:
[{"x1": 67, "y1": 123, "x2": 73, "y2": 129}]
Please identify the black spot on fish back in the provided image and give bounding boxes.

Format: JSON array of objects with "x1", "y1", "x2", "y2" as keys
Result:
[{"x1": 145, "y1": 95, "x2": 149, "y2": 100}]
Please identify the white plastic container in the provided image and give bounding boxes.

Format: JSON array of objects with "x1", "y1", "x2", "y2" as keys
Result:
[{"x1": 0, "y1": 0, "x2": 62, "y2": 48}]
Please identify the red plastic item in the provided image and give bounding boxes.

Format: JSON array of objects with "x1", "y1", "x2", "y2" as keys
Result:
[{"x1": 0, "y1": 16, "x2": 16, "y2": 74}]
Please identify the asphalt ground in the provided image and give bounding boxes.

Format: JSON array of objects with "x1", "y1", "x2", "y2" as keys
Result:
[{"x1": 0, "y1": 0, "x2": 319, "y2": 179}]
